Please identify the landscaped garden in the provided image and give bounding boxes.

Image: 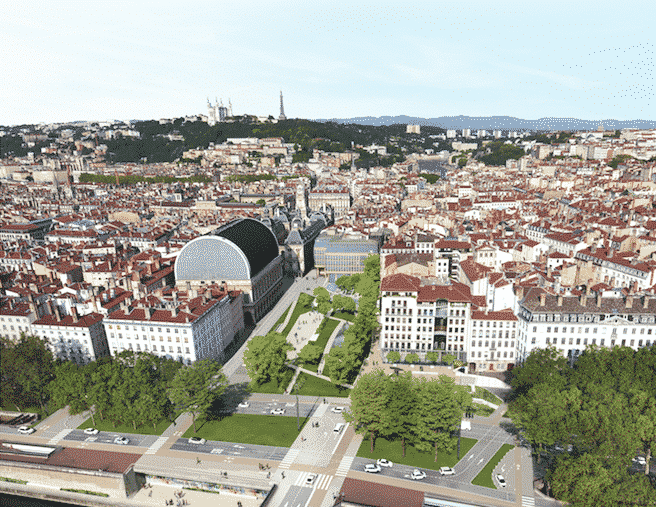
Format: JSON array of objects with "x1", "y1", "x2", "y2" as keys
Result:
[
  {"x1": 183, "y1": 413, "x2": 308, "y2": 447},
  {"x1": 295, "y1": 317, "x2": 340, "y2": 372},
  {"x1": 475, "y1": 387, "x2": 503, "y2": 406},
  {"x1": 281, "y1": 293, "x2": 315, "y2": 336},
  {"x1": 356, "y1": 435, "x2": 478, "y2": 469},
  {"x1": 246, "y1": 366, "x2": 295, "y2": 394},
  {"x1": 331, "y1": 311, "x2": 356, "y2": 322},
  {"x1": 290, "y1": 371, "x2": 351, "y2": 397},
  {"x1": 471, "y1": 443, "x2": 514, "y2": 488},
  {"x1": 77, "y1": 416, "x2": 174, "y2": 436},
  {"x1": 473, "y1": 403, "x2": 496, "y2": 417}
]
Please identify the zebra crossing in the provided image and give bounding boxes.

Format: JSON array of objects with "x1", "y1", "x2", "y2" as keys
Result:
[
  {"x1": 145, "y1": 436, "x2": 169, "y2": 455},
  {"x1": 278, "y1": 448, "x2": 300, "y2": 469},
  {"x1": 47, "y1": 429, "x2": 71, "y2": 445},
  {"x1": 294, "y1": 471, "x2": 333, "y2": 490},
  {"x1": 335, "y1": 455, "x2": 355, "y2": 477},
  {"x1": 522, "y1": 496, "x2": 535, "y2": 506}
]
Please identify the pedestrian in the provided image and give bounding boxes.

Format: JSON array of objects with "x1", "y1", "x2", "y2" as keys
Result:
[
  {"x1": 196, "y1": 457, "x2": 201, "y2": 465},
  {"x1": 149, "y1": 491, "x2": 152, "y2": 497},
  {"x1": 282, "y1": 472, "x2": 285, "y2": 479},
  {"x1": 267, "y1": 471, "x2": 271, "y2": 479}
]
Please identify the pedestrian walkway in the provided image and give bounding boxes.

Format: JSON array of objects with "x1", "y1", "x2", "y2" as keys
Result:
[
  {"x1": 335, "y1": 456, "x2": 355, "y2": 477},
  {"x1": 145, "y1": 436, "x2": 168, "y2": 455},
  {"x1": 294, "y1": 472, "x2": 334, "y2": 491},
  {"x1": 47, "y1": 429, "x2": 72, "y2": 445},
  {"x1": 278, "y1": 448, "x2": 299, "y2": 469},
  {"x1": 523, "y1": 496, "x2": 536, "y2": 506}
]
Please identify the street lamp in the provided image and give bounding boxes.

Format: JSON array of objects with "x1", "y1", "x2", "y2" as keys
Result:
[{"x1": 290, "y1": 376, "x2": 306, "y2": 431}]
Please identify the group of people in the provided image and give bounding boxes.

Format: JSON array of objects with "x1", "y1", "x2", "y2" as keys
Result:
[{"x1": 312, "y1": 421, "x2": 319, "y2": 428}]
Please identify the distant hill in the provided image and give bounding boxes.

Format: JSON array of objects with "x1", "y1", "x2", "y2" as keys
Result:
[{"x1": 316, "y1": 115, "x2": 656, "y2": 131}]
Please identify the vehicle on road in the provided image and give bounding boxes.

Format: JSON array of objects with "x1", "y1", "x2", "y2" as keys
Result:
[
  {"x1": 376, "y1": 458, "x2": 393, "y2": 467},
  {"x1": 114, "y1": 436, "x2": 129, "y2": 445},
  {"x1": 439, "y1": 467, "x2": 455, "y2": 476},
  {"x1": 331, "y1": 406, "x2": 345, "y2": 413},
  {"x1": 238, "y1": 401, "x2": 250, "y2": 408},
  {"x1": 633, "y1": 456, "x2": 647, "y2": 465},
  {"x1": 189, "y1": 437, "x2": 206, "y2": 445},
  {"x1": 411, "y1": 469, "x2": 426, "y2": 480},
  {"x1": 17, "y1": 426, "x2": 35, "y2": 435},
  {"x1": 364, "y1": 464, "x2": 381, "y2": 473},
  {"x1": 270, "y1": 408, "x2": 285, "y2": 415},
  {"x1": 496, "y1": 474, "x2": 506, "y2": 487},
  {"x1": 83, "y1": 428, "x2": 99, "y2": 435},
  {"x1": 305, "y1": 473, "x2": 317, "y2": 485},
  {"x1": 333, "y1": 423, "x2": 345, "y2": 433}
]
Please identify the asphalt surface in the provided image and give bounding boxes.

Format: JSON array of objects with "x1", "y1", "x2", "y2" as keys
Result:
[{"x1": 170, "y1": 438, "x2": 289, "y2": 461}]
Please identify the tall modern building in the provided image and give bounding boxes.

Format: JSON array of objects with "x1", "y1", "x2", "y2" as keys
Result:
[{"x1": 278, "y1": 91, "x2": 287, "y2": 121}]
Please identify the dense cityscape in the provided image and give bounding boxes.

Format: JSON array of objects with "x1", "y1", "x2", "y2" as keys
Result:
[{"x1": 1, "y1": 100, "x2": 656, "y2": 507}]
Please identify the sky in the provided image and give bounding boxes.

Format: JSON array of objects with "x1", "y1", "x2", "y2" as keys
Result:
[{"x1": 2, "y1": 0, "x2": 655, "y2": 125}]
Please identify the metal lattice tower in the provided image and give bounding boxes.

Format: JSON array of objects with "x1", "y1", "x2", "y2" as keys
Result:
[{"x1": 279, "y1": 90, "x2": 287, "y2": 121}]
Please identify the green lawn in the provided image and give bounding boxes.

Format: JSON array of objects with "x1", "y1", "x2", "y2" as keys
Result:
[
  {"x1": 356, "y1": 435, "x2": 477, "y2": 470},
  {"x1": 473, "y1": 403, "x2": 496, "y2": 417},
  {"x1": 291, "y1": 371, "x2": 351, "y2": 397},
  {"x1": 271, "y1": 304, "x2": 292, "y2": 332},
  {"x1": 185, "y1": 413, "x2": 308, "y2": 447},
  {"x1": 296, "y1": 318, "x2": 340, "y2": 372},
  {"x1": 247, "y1": 367, "x2": 295, "y2": 394},
  {"x1": 332, "y1": 311, "x2": 356, "y2": 322},
  {"x1": 282, "y1": 293, "x2": 315, "y2": 337},
  {"x1": 77, "y1": 416, "x2": 173, "y2": 436},
  {"x1": 471, "y1": 443, "x2": 514, "y2": 488},
  {"x1": 474, "y1": 387, "x2": 503, "y2": 406}
]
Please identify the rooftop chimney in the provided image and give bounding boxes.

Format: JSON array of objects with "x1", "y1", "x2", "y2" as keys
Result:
[
  {"x1": 580, "y1": 294, "x2": 586, "y2": 307},
  {"x1": 557, "y1": 295, "x2": 563, "y2": 307},
  {"x1": 540, "y1": 293, "x2": 546, "y2": 306},
  {"x1": 597, "y1": 293, "x2": 602, "y2": 307},
  {"x1": 516, "y1": 286, "x2": 524, "y2": 301},
  {"x1": 643, "y1": 295, "x2": 650, "y2": 309},
  {"x1": 626, "y1": 296, "x2": 633, "y2": 309},
  {"x1": 54, "y1": 306, "x2": 61, "y2": 322},
  {"x1": 72, "y1": 307, "x2": 79, "y2": 323}
]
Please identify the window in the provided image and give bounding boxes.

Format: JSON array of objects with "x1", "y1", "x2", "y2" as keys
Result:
[{"x1": 532, "y1": 326, "x2": 537, "y2": 332}]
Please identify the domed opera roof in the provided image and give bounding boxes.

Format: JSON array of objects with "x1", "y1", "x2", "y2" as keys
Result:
[{"x1": 175, "y1": 218, "x2": 279, "y2": 282}]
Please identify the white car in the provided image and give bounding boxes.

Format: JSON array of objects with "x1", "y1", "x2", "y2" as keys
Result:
[
  {"x1": 17, "y1": 426, "x2": 35, "y2": 435},
  {"x1": 331, "y1": 406, "x2": 345, "y2": 413},
  {"x1": 114, "y1": 436, "x2": 129, "y2": 445},
  {"x1": 238, "y1": 401, "x2": 250, "y2": 408},
  {"x1": 270, "y1": 408, "x2": 285, "y2": 415},
  {"x1": 376, "y1": 458, "x2": 393, "y2": 467},
  {"x1": 439, "y1": 467, "x2": 455, "y2": 476},
  {"x1": 633, "y1": 456, "x2": 647, "y2": 465},
  {"x1": 496, "y1": 474, "x2": 506, "y2": 488},
  {"x1": 83, "y1": 428, "x2": 99, "y2": 435},
  {"x1": 364, "y1": 463, "x2": 381, "y2": 473},
  {"x1": 188, "y1": 437, "x2": 206, "y2": 445},
  {"x1": 305, "y1": 473, "x2": 317, "y2": 485},
  {"x1": 410, "y1": 469, "x2": 426, "y2": 480}
]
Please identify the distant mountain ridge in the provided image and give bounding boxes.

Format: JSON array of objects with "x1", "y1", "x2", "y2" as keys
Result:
[{"x1": 316, "y1": 115, "x2": 656, "y2": 131}]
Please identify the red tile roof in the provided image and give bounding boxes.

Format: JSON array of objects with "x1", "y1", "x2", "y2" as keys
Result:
[
  {"x1": 339, "y1": 477, "x2": 423, "y2": 507},
  {"x1": 380, "y1": 274, "x2": 421, "y2": 293},
  {"x1": 417, "y1": 282, "x2": 472, "y2": 303}
]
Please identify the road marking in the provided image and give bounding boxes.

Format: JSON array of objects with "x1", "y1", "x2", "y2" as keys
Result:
[
  {"x1": 145, "y1": 436, "x2": 169, "y2": 455},
  {"x1": 336, "y1": 455, "x2": 355, "y2": 476},
  {"x1": 210, "y1": 448, "x2": 223, "y2": 454},
  {"x1": 48, "y1": 429, "x2": 72, "y2": 445},
  {"x1": 279, "y1": 449, "x2": 300, "y2": 469},
  {"x1": 522, "y1": 496, "x2": 535, "y2": 506},
  {"x1": 478, "y1": 458, "x2": 484, "y2": 464}
]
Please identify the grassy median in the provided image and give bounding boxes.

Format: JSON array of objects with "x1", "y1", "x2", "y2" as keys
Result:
[{"x1": 471, "y1": 443, "x2": 514, "y2": 488}]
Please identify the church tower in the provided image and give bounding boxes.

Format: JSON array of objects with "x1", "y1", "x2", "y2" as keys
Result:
[
  {"x1": 296, "y1": 183, "x2": 306, "y2": 220},
  {"x1": 279, "y1": 91, "x2": 287, "y2": 121}
]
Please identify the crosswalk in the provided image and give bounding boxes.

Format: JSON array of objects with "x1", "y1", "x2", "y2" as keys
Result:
[
  {"x1": 335, "y1": 455, "x2": 355, "y2": 477},
  {"x1": 294, "y1": 471, "x2": 333, "y2": 490},
  {"x1": 48, "y1": 429, "x2": 71, "y2": 445},
  {"x1": 145, "y1": 436, "x2": 169, "y2": 455},
  {"x1": 278, "y1": 449, "x2": 300, "y2": 469},
  {"x1": 522, "y1": 496, "x2": 535, "y2": 506}
]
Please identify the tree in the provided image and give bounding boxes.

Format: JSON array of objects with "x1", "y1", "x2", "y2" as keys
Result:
[
  {"x1": 344, "y1": 369, "x2": 389, "y2": 453},
  {"x1": 413, "y1": 377, "x2": 462, "y2": 461},
  {"x1": 382, "y1": 372, "x2": 417, "y2": 457},
  {"x1": 386, "y1": 351, "x2": 401, "y2": 363},
  {"x1": 332, "y1": 294, "x2": 345, "y2": 313},
  {"x1": 629, "y1": 390, "x2": 656, "y2": 475},
  {"x1": 363, "y1": 254, "x2": 381, "y2": 284},
  {"x1": 405, "y1": 353, "x2": 420, "y2": 364},
  {"x1": 167, "y1": 359, "x2": 228, "y2": 432},
  {"x1": 298, "y1": 343, "x2": 322, "y2": 365},
  {"x1": 510, "y1": 346, "x2": 567, "y2": 399},
  {"x1": 425, "y1": 351, "x2": 439, "y2": 364},
  {"x1": 335, "y1": 275, "x2": 355, "y2": 292},
  {"x1": 243, "y1": 332, "x2": 293, "y2": 387},
  {"x1": 442, "y1": 353, "x2": 456, "y2": 366},
  {"x1": 256, "y1": 199, "x2": 266, "y2": 206},
  {"x1": 324, "y1": 346, "x2": 353, "y2": 386},
  {"x1": 549, "y1": 455, "x2": 616, "y2": 507},
  {"x1": 342, "y1": 297, "x2": 356, "y2": 314}
]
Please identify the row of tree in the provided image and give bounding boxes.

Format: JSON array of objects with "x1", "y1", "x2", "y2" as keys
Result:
[
  {"x1": 345, "y1": 369, "x2": 473, "y2": 459},
  {"x1": 509, "y1": 345, "x2": 656, "y2": 507},
  {"x1": 79, "y1": 173, "x2": 211, "y2": 185}
]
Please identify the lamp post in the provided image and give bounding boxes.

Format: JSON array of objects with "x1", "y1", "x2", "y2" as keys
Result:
[{"x1": 291, "y1": 375, "x2": 305, "y2": 431}]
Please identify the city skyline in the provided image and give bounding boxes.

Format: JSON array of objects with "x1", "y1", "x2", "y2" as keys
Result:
[{"x1": 2, "y1": 0, "x2": 656, "y2": 125}]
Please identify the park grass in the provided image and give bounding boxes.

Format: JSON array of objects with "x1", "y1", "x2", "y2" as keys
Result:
[
  {"x1": 296, "y1": 318, "x2": 340, "y2": 372},
  {"x1": 291, "y1": 371, "x2": 351, "y2": 397},
  {"x1": 356, "y1": 435, "x2": 477, "y2": 470},
  {"x1": 247, "y1": 367, "x2": 295, "y2": 394},
  {"x1": 471, "y1": 443, "x2": 514, "y2": 489},
  {"x1": 282, "y1": 293, "x2": 315, "y2": 337},
  {"x1": 185, "y1": 413, "x2": 308, "y2": 447},
  {"x1": 61, "y1": 488, "x2": 109, "y2": 497},
  {"x1": 77, "y1": 416, "x2": 173, "y2": 436},
  {"x1": 473, "y1": 403, "x2": 496, "y2": 417},
  {"x1": 332, "y1": 311, "x2": 356, "y2": 322},
  {"x1": 271, "y1": 304, "x2": 291, "y2": 332},
  {"x1": 474, "y1": 387, "x2": 503, "y2": 406}
]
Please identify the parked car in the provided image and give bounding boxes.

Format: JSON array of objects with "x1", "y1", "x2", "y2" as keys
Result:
[
  {"x1": 633, "y1": 456, "x2": 647, "y2": 465},
  {"x1": 331, "y1": 406, "x2": 345, "y2": 413},
  {"x1": 496, "y1": 474, "x2": 506, "y2": 487},
  {"x1": 17, "y1": 426, "x2": 35, "y2": 435},
  {"x1": 188, "y1": 437, "x2": 206, "y2": 445},
  {"x1": 270, "y1": 408, "x2": 285, "y2": 415},
  {"x1": 411, "y1": 469, "x2": 426, "y2": 480},
  {"x1": 83, "y1": 428, "x2": 99, "y2": 435},
  {"x1": 376, "y1": 458, "x2": 393, "y2": 467},
  {"x1": 305, "y1": 473, "x2": 317, "y2": 485},
  {"x1": 238, "y1": 401, "x2": 250, "y2": 408},
  {"x1": 439, "y1": 467, "x2": 455, "y2": 476},
  {"x1": 114, "y1": 436, "x2": 129, "y2": 445},
  {"x1": 364, "y1": 463, "x2": 381, "y2": 473}
]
